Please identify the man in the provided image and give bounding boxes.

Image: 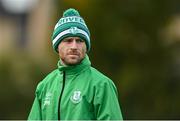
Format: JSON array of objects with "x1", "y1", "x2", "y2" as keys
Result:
[{"x1": 28, "y1": 8, "x2": 123, "y2": 120}]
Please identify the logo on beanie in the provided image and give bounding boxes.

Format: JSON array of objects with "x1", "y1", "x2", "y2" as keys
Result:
[
  {"x1": 69, "y1": 27, "x2": 79, "y2": 34},
  {"x1": 55, "y1": 16, "x2": 87, "y2": 30}
]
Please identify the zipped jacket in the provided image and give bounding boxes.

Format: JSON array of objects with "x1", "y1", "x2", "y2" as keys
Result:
[{"x1": 28, "y1": 55, "x2": 123, "y2": 120}]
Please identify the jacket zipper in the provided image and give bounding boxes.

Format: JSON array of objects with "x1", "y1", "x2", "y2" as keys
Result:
[{"x1": 58, "y1": 71, "x2": 66, "y2": 120}]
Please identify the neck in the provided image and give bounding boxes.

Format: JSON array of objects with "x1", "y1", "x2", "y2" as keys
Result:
[
  {"x1": 57, "y1": 55, "x2": 91, "y2": 75},
  {"x1": 60, "y1": 60, "x2": 67, "y2": 66}
]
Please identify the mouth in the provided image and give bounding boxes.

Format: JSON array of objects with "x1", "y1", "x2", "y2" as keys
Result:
[
  {"x1": 67, "y1": 53, "x2": 80, "y2": 58},
  {"x1": 68, "y1": 51, "x2": 79, "y2": 55},
  {"x1": 68, "y1": 53, "x2": 78, "y2": 55}
]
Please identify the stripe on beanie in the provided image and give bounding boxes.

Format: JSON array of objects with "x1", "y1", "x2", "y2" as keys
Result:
[{"x1": 52, "y1": 27, "x2": 90, "y2": 45}]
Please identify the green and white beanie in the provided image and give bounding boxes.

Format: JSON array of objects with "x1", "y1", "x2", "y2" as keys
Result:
[{"x1": 51, "y1": 8, "x2": 90, "y2": 53}]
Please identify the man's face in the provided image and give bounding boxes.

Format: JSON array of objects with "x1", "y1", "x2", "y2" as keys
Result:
[{"x1": 58, "y1": 37, "x2": 87, "y2": 66}]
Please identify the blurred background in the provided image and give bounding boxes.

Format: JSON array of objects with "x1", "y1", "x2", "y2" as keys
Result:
[{"x1": 0, "y1": 0, "x2": 180, "y2": 119}]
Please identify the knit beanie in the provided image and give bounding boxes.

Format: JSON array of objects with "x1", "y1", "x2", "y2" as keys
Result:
[{"x1": 51, "y1": 8, "x2": 90, "y2": 53}]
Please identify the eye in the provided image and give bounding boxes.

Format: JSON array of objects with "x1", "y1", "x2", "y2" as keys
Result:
[
  {"x1": 76, "y1": 38, "x2": 84, "y2": 43},
  {"x1": 63, "y1": 38, "x2": 72, "y2": 43}
]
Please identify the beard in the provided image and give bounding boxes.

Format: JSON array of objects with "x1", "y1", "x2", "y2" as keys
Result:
[{"x1": 60, "y1": 49, "x2": 85, "y2": 66}]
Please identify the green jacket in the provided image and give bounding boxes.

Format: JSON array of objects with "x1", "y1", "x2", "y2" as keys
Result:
[{"x1": 28, "y1": 55, "x2": 123, "y2": 120}]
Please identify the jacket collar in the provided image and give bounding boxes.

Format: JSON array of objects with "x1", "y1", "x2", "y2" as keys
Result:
[{"x1": 57, "y1": 54, "x2": 91, "y2": 75}]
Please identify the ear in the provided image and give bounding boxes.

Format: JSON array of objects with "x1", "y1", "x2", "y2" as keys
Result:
[
  {"x1": 57, "y1": 43, "x2": 61, "y2": 53},
  {"x1": 85, "y1": 43, "x2": 88, "y2": 53}
]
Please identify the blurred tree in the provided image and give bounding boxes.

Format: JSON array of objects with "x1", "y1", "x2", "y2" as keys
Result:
[{"x1": 59, "y1": 0, "x2": 180, "y2": 119}]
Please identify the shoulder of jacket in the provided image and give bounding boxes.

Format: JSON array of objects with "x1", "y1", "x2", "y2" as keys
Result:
[
  {"x1": 90, "y1": 67, "x2": 118, "y2": 94},
  {"x1": 90, "y1": 67, "x2": 113, "y2": 84},
  {"x1": 36, "y1": 69, "x2": 59, "y2": 92}
]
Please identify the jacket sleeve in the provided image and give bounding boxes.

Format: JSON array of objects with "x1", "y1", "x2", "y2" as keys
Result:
[
  {"x1": 28, "y1": 86, "x2": 42, "y2": 120},
  {"x1": 94, "y1": 79, "x2": 123, "y2": 120}
]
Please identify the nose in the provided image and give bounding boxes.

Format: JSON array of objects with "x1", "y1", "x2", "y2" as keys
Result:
[{"x1": 70, "y1": 39, "x2": 78, "y2": 49}]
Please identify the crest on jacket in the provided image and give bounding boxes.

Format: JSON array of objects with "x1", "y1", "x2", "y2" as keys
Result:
[{"x1": 70, "y1": 90, "x2": 82, "y2": 104}]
